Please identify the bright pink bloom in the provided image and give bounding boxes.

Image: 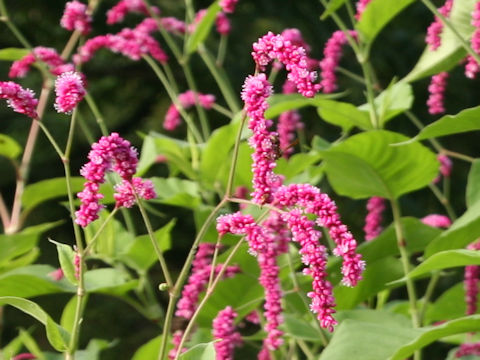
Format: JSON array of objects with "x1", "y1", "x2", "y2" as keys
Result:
[
  {"x1": 355, "y1": 0, "x2": 372, "y2": 19},
  {"x1": 281, "y1": 28, "x2": 311, "y2": 52},
  {"x1": 245, "y1": 310, "x2": 260, "y2": 324},
  {"x1": 54, "y1": 71, "x2": 86, "y2": 114},
  {"x1": 163, "y1": 90, "x2": 216, "y2": 131},
  {"x1": 220, "y1": 0, "x2": 239, "y2": 13},
  {"x1": 60, "y1": 1, "x2": 92, "y2": 35},
  {"x1": 113, "y1": 177, "x2": 156, "y2": 208},
  {"x1": 319, "y1": 30, "x2": 357, "y2": 93},
  {"x1": 216, "y1": 12, "x2": 231, "y2": 35},
  {"x1": 427, "y1": 72, "x2": 448, "y2": 114},
  {"x1": 106, "y1": 0, "x2": 159, "y2": 24},
  {"x1": 252, "y1": 32, "x2": 321, "y2": 97},
  {"x1": 282, "y1": 209, "x2": 337, "y2": 331},
  {"x1": 12, "y1": 354, "x2": 36, "y2": 360},
  {"x1": 168, "y1": 330, "x2": 187, "y2": 360},
  {"x1": 9, "y1": 47, "x2": 70, "y2": 79},
  {"x1": 9, "y1": 54, "x2": 35, "y2": 78},
  {"x1": 456, "y1": 342, "x2": 480, "y2": 357},
  {"x1": 421, "y1": 214, "x2": 452, "y2": 228},
  {"x1": 48, "y1": 268, "x2": 65, "y2": 281},
  {"x1": 364, "y1": 197, "x2": 386, "y2": 241},
  {"x1": 0, "y1": 81, "x2": 38, "y2": 118},
  {"x1": 465, "y1": 240, "x2": 480, "y2": 316},
  {"x1": 212, "y1": 306, "x2": 242, "y2": 360},
  {"x1": 425, "y1": 0, "x2": 453, "y2": 51},
  {"x1": 135, "y1": 17, "x2": 186, "y2": 35},
  {"x1": 258, "y1": 347, "x2": 271, "y2": 360},
  {"x1": 75, "y1": 133, "x2": 139, "y2": 227},
  {"x1": 465, "y1": 2, "x2": 480, "y2": 78}
]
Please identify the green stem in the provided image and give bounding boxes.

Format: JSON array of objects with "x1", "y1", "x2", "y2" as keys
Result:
[
  {"x1": 36, "y1": 120, "x2": 65, "y2": 160},
  {"x1": 405, "y1": 111, "x2": 442, "y2": 152},
  {"x1": 225, "y1": 114, "x2": 246, "y2": 197},
  {"x1": 419, "y1": 271, "x2": 440, "y2": 325},
  {"x1": 85, "y1": 94, "x2": 109, "y2": 136},
  {"x1": 297, "y1": 339, "x2": 315, "y2": 360},
  {"x1": 428, "y1": 184, "x2": 457, "y2": 221},
  {"x1": 183, "y1": 64, "x2": 211, "y2": 139},
  {"x1": 421, "y1": 0, "x2": 480, "y2": 66},
  {"x1": 211, "y1": 103, "x2": 234, "y2": 118},
  {"x1": 83, "y1": 208, "x2": 119, "y2": 254},
  {"x1": 441, "y1": 149, "x2": 475, "y2": 163},
  {"x1": 216, "y1": 34, "x2": 228, "y2": 67}
]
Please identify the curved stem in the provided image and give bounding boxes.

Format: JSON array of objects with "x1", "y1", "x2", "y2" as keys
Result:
[
  {"x1": 428, "y1": 184, "x2": 457, "y2": 221},
  {"x1": 83, "y1": 208, "x2": 119, "y2": 254},
  {"x1": 216, "y1": 34, "x2": 228, "y2": 67},
  {"x1": 84, "y1": 94, "x2": 109, "y2": 136}
]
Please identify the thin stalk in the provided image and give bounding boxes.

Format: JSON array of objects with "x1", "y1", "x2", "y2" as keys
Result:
[
  {"x1": 419, "y1": 271, "x2": 440, "y2": 325},
  {"x1": 83, "y1": 208, "x2": 119, "y2": 254},
  {"x1": 77, "y1": 112, "x2": 95, "y2": 143},
  {"x1": 428, "y1": 184, "x2": 457, "y2": 221},
  {"x1": 85, "y1": 94, "x2": 109, "y2": 136},
  {"x1": 183, "y1": 64, "x2": 211, "y2": 139},
  {"x1": 337, "y1": 66, "x2": 366, "y2": 85},
  {"x1": 442, "y1": 149, "x2": 475, "y2": 163},
  {"x1": 207, "y1": 237, "x2": 222, "y2": 289},
  {"x1": 216, "y1": 34, "x2": 228, "y2": 67},
  {"x1": 162, "y1": 62, "x2": 179, "y2": 94},
  {"x1": 405, "y1": 111, "x2": 443, "y2": 152},
  {"x1": 297, "y1": 339, "x2": 315, "y2": 360},
  {"x1": 211, "y1": 103, "x2": 234, "y2": 118},
  {"x1": 359, "y1": 60, "x2": 380, "y2": 129},
  {"x1": 36, "y1": 120, "x2": 64, "y2": 158},
  {"x1": 0, "y1": 193, "x2": 10, "y2": 230},
  {"x1": 61, "y1": 30, "x2": 81, "y2": 59},
  {"x1": 135, "y1": 194, "x2": 173, "y2": 289},
  {"x1": 225, "y1": 114, "x2": 246, "y2": 197},
  {"x1": 421, "y1": 0, "x2": 480, "y2": 66}
]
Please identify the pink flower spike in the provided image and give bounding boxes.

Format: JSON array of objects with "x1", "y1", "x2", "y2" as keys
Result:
[
  {"x1": 60, "y1": 1, "x2": 92, "y2": 35},
  {"x1": 355, "y1": 0, "x2": 372, "y2": 20},
  {"x1": 421, "y1": 214, "x2": 452, "y2": 228},
  {"x1": 456, "y1": 342, "x2": 480, "y2": 357},
  {"x1": 425, "y1": 0, "x2": 453, "y2": 51},
  {"x1": 12, "y1": 354, "x2": 37, "y2": 360},
  {"x1": 364, "y1": 196, "x2": 386, "y2": 241},
  {"x1": 114, "y1": 177, "x2": 156, "y2": 208},
  {"x1": 106, "y1": 0, "x2": 159, "y2": 25},
  {"x1": 54, "y1": 71, "x2": 86, "y2": 114},
  {"x1": 216, "y1": 12, "x2": 231, "y2": 35},
  {"x1": 212, "y1": 306, "x2": 242, "y2": 360},
  {"x1": 0, "y1": 81, "x2": 38, "y2": 118},
  {"x1": 220, "y1": 0, "x2": 239, "y2": 13},
  {"x1": 427, "y1": 72, "x2": 448, "y2": 115}
]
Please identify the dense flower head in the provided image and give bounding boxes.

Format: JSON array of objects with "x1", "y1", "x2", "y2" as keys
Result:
[
  {"x1": 113, "y1": 177, "x2": 156, "y2": 208},
  {"x1": 456, "y1": 342, "x2": 480, "y2": 357},
  {"x1": 106, "y1": 0, "x2": 159, "y2": 24},
  {"x1": 364, "y1": 197, "x2": 386, "y2": 241},
  {"x1": 0, "y1": 81, "x2": 38, "y2": 118},
  {"x1": 216, "y1": 12, "x2": 231, "y2": 35},
  {"x1": 220, "y1": 0, "x2": 239, "y2": 13},
  {"x1": 252, "y1": 32, "x2": 321, "y2": 97},
  {"x1": 465, "y1": 240, "x2": 480, "y2": 316},
  {"x1": 281, "y1": 28, "x2": 311, "y2": 53},
  {"x1": 9, "y1": 47, "x2": 72, "y2": 79},
  {"x1": 425, "y1": 0, "x2": 453, "y2": 50},
  {"x1": 319, "y1": 30, "x2": 357, "y2": 93},
  {"x1": 163, "y1": 90, "x2": 216, "y2": 131},
  {"x1": 212, "y1": 306, "x2": 243, "y2": 360},
  {"x1": 54, "y1": 71, "x2": 86, "y2": 114},
  {"x1": 355, "y1": 0, "x2": 372, "y2": 20},
  {"x1": 421, "y1": 214, "x2": 452, "y2": 228},
  {"x1": 427, "y1": 72, "x2": 448, "y2": 114},
  {"x1": 465, "y1": 2, "x2": 480, "y2": 78},
  {"x1": 60, "y1": 1, "x2": 92, "y2": 35}
]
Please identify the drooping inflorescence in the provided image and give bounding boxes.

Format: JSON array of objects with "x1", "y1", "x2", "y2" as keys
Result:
[
  {"x1": 60, "y1": 0, "x2": 92, "y2": 35},
  {"x1": 425, "y1": 0, "x2": 453, "y2": 51},
  {"x1": 0, "y1": 81, "x2": 38, "y2": 118},
  {"x1": 421, "y1": 214, "x2": 452, "y2": 229},
  {"x1": 54, "y1": 71, "x2": 86, "y2": 114},
  {"x1": 212, "y1": 306, "x2": 243, "y2": 360},
  {"x1": 427, "y1": 71, "x2": 448, "y2": 115},
  {"x1": 364, "y1": 196, "x2": 386, "y2": 241},
  {"x1": 9, "y1": 47, "x2": 74, "y2": 79}
]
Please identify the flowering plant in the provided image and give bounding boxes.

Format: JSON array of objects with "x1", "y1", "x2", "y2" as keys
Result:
[{"x1": 0, "y1": 0, "x2": 480, "y2": 359}]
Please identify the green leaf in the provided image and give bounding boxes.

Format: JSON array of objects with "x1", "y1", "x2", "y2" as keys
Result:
[
  {"x1": 265, "y1": 93, "x2": 345, "y2": 119},
  {"x1": 0, "y1": 133, "x2": 21, "y2": 159},
  {"x1": 0, "y1": 265, "x2": 74, "y2": 297},
  {"x1": 335, "y1": 309, "x2": 412, "y2": 328},
  {"x1": 22, "y1": 177, "x2": 85, "y2": 212},
  {"x1": 316, "y1": 99, "x2": 372, "y2": 131},
  {"x1": 404, "y1": 0, "x2": 477, "y2": 81},
  {"x1": 118, "y1": 219, "x2": 174, "y2": 272},
  {"x1": 150, "y1": 177, "x2": 201, "y2": 209},
  {"x1": 408, "y1": 106, "x2": 480, "y2": 143},
  {"x1": 275, "y1": 152, "x2": 322, "y2": 182},
  {"x1": 389, "y1": 316, "x2": 480, "y2": 360},
  {"x1": 404, "y1": 249, "x2": 480, "y2": 280},
  {"x1": 282, "y1": 314, "x2": 324, "y2": 342},
  {"x1": 358, "y1": 82, "x2": 414, "y2": 126},
  {"x1": 132, "y1": 336, "x2": 163, "y2": 360},
  {"x1": 1, "y1": 332, "x2": 24, "y2": 359},
  {"x1": 84, "y1": 268, "x2": 137, "y2": 295},
  {"x1": 0, "y1": 296, "x2": 70, "y2": 351},
  {"x1": 467, "y1": 160, "x2": 480, "y2": 208},
  {"x1": 0, "y1": 47, "x2": 30, "y2": 60},
  {"x1": 321, "y1": 0, "x2": 348, "y2": 19},
  {"x1": 53, "y1": 241, "x2": 77, "y2": 285},
  {"x1": 322, "y1": 130, "x2": 438, "y2": 199},
  {"x1": 61, "y1": 296, "x2": 81, "y2": 333},
  {"x1": 357, "y1": 0, "x2": 416, "y2": 43},
  {"x1": 425, "y1": 200, "x2": 480, "y2": 257},
  {"x1": 319, "y1": 319, "x2": 421, "y2": 360},
  {"x1": 186, "y1": 2, "x2": 222, "y2": 54},
  {"x1": 179, "y1": 342, "x2": 216, "y2": 360}
]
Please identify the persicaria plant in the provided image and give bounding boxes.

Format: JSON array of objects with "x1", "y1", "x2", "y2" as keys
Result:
[{"x1": 1, "y1": 0, "x2": 480, "y2": 359}]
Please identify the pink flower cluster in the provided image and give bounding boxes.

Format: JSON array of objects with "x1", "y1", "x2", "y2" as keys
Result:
[
  {"x1": 135, "y1": 17, "x2": 186, "y2": 35},
  {"x1": 252, "y1": 32, "x2": 321, "y2": 97},
  {"x1": 421, "y1": 214, "x2": 452, "y2": 228},
  {"x1": 75, "y1": 133, "x2": 156, "y2": 227},
  {"x1": 9, "y1": 47, "x2": 74, "y2": 79},
  {"x1": 54, "y1": 71, "x2": 86, "y2": 114},
  {"x1": 220, "y1": 0, "x2": 239, "y2": 13},
  {"x1": 364, "y1": 197, "x2": 386, "y2": 241},
  {"x1": 106, "y1": 0, "x2": 159, "y2": 24},
  {"x1": 456, "y1": 342, "x2": 480, "y2": 357},
  {"x1": 164, "y1": 90, "x2": 216, "y2": 131},
  {"x1": 465, "y1": 240, "x2": 480, "y2": 316},
  {"x1": 355, "y1": 0, "x2": 372, "y2": 20},
  {"x1": 12, "y1": 354, "x2": 36, "y2": 360},
  {"x1": 427, "y1": 72, "x2": 448, "y2": 115},
  {"x1": 433, "y1": 153, "x2": 453, "y2": 184},
  {"x1": 60, "y1": 1, "x2": 92, "y2": 35},
  {"x1": 0, "y1": 81, "x2": 38, "y2": 118},
  {"x1": 319, "y1": 30, "x2": 357, "y2": 93},
  {"x1": 425, "y1": 0, "x2": 453, "y2": 51},
  {"x1": 465, "y1": 2, "x2": 480, "y2": 78},
  {"x1": 212, "y1": 306, "x2": 242, "y2": 360}
]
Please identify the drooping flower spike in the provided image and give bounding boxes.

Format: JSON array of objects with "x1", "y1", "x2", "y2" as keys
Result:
[
  {"x1": 54, "y1": 71, "x2": 86, "y2": 114},
  {"x1": 421, "y1": 214, "x2": 452, "y2": 228},
  {"x1": 465, "y1": 1, "x2": 480, "y2": 78},
  {"x1": 106, "y1": 0, "x2": 160, "y2": 25},
  {"x1": 427, "y1": 71, "x2": 448, "y2": 115},
  {"x1": 364, "y1": 196, "x2": 386, "y2": 241},
  {"x1": 0, "y1": 81, "x2": 38, "y2": 118},
  {"x1": 9, "y1": 47, "x2": 73, "y2": 79},
  {"x1": 212, "y1": 306, "x2": 243, "y2": 360},
  {"x1": 425, "y1": 0, "x2": 453, "y2": 51},
  {"x1": 60, "y1": 0, "x2": 92, "y2": 35}
]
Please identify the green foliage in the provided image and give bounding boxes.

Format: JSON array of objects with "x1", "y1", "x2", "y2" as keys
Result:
[
  {"x1": 178, "y1": 342, "x2": 216, "y2": 360},
  {"x1": 0, "y1": 47, "x2": 29, "y2": 60},
  {"x1": 466, "y1": 160, "x2": 480, "y2": 207},
  {"x1": 0, "y1": 133, "x2": 21, "y2": 159},
  {"x1": 186, "y1": 2, "x2": 222, "y2": 54},
  {"x1": 131, "y1": 336, "x2": 163, "y2": 360}
]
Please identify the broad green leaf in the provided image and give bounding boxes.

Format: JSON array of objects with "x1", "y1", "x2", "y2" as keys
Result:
[
  {"x1": 150, "y1": 177, "x2": 201, "y2": 209},
  {"x1": 404, "y1": 250, "x2": 480, "y2": 280},
  {"x1": 282, "y1": 314, "x2": 324, "y2": 342},
  {"x1": 407, "y1": 106, "x2": 480, "y2": 142},
  {"x1": 336, "y1": 309, "x2": 412, "y2": 328},
  {"x1": 0, "y1": 47, "x2": 30, "y2": 60},
  {"x1": 389, "y1": 316, "x2": 480, "y2": 360},
  {"x1": 357, "y1": 0, "x2": 416, "y2": 43},
  {"x1": 118, "y1": 219, "x2": 174, "y2": 272},
  {"x1": 322, "y1": 131, "x2": 438, "y2": 199},
  {"x1": 334, "y1": 257, "x2": 404, "y2": 310},
  {"x1": 358, "y1": 82, "x2": 414, "y2": 126},
  {"x1": 265, "y1": 93, "x2": 345, "y2": 119},
  {"x1": 179, "y1": 342, "x2": 216, "y2": 360},
  {"x1": 61, "y1": 296, "x2": 81, "y2": 333},
  {"x1": 22, "y1": 177, "x2": 85, "y2": 212},
  {"x1": 321, "y1": 0, "x2": 348, "y2": 19},
  {"x1": 84, "y1": 268, "x2": 137, "y2": 295},
  {"x1": 425, "y1": 200, "x2": 480, "y2": 257},
  {"x1": 53, "y1": 241, "x2": 77, "y2": 285},
  {"x1": 404, "y1": 0, "x2": 477, "y2": 81},
  {"x1": 0, "y1": 265, "x2": 74, "y2": 297},
  {"x1": 132, "y1": 336, "x2": 163, "y2": 360},
  {"x1": 0, "y1": 247, "x2": 40, "y2": 272},
  {"x1": 200, "y1": 122, "x2": 240, "y2": 188},
  {"x1": 275, "y1": 152, "x2": 322, "y2": 182},
  {"x1": 186, "y1": 2, "x2": 222, "y2": 54},
  {"x1": 318, "y1": 319, "x2": 421, "y2": 360},
  {"x1": 316, "y1": 99, "x2": 372, "y2": 131},
  {"x1": 467, "y1": 160, "x2": 480, "y2": 208},
  {"x1": 0, "y1": 296, "x2": 70, "y2": 351},
  {"x1": 0, "y1": 133, "x2": 21, "y2": 159}
]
